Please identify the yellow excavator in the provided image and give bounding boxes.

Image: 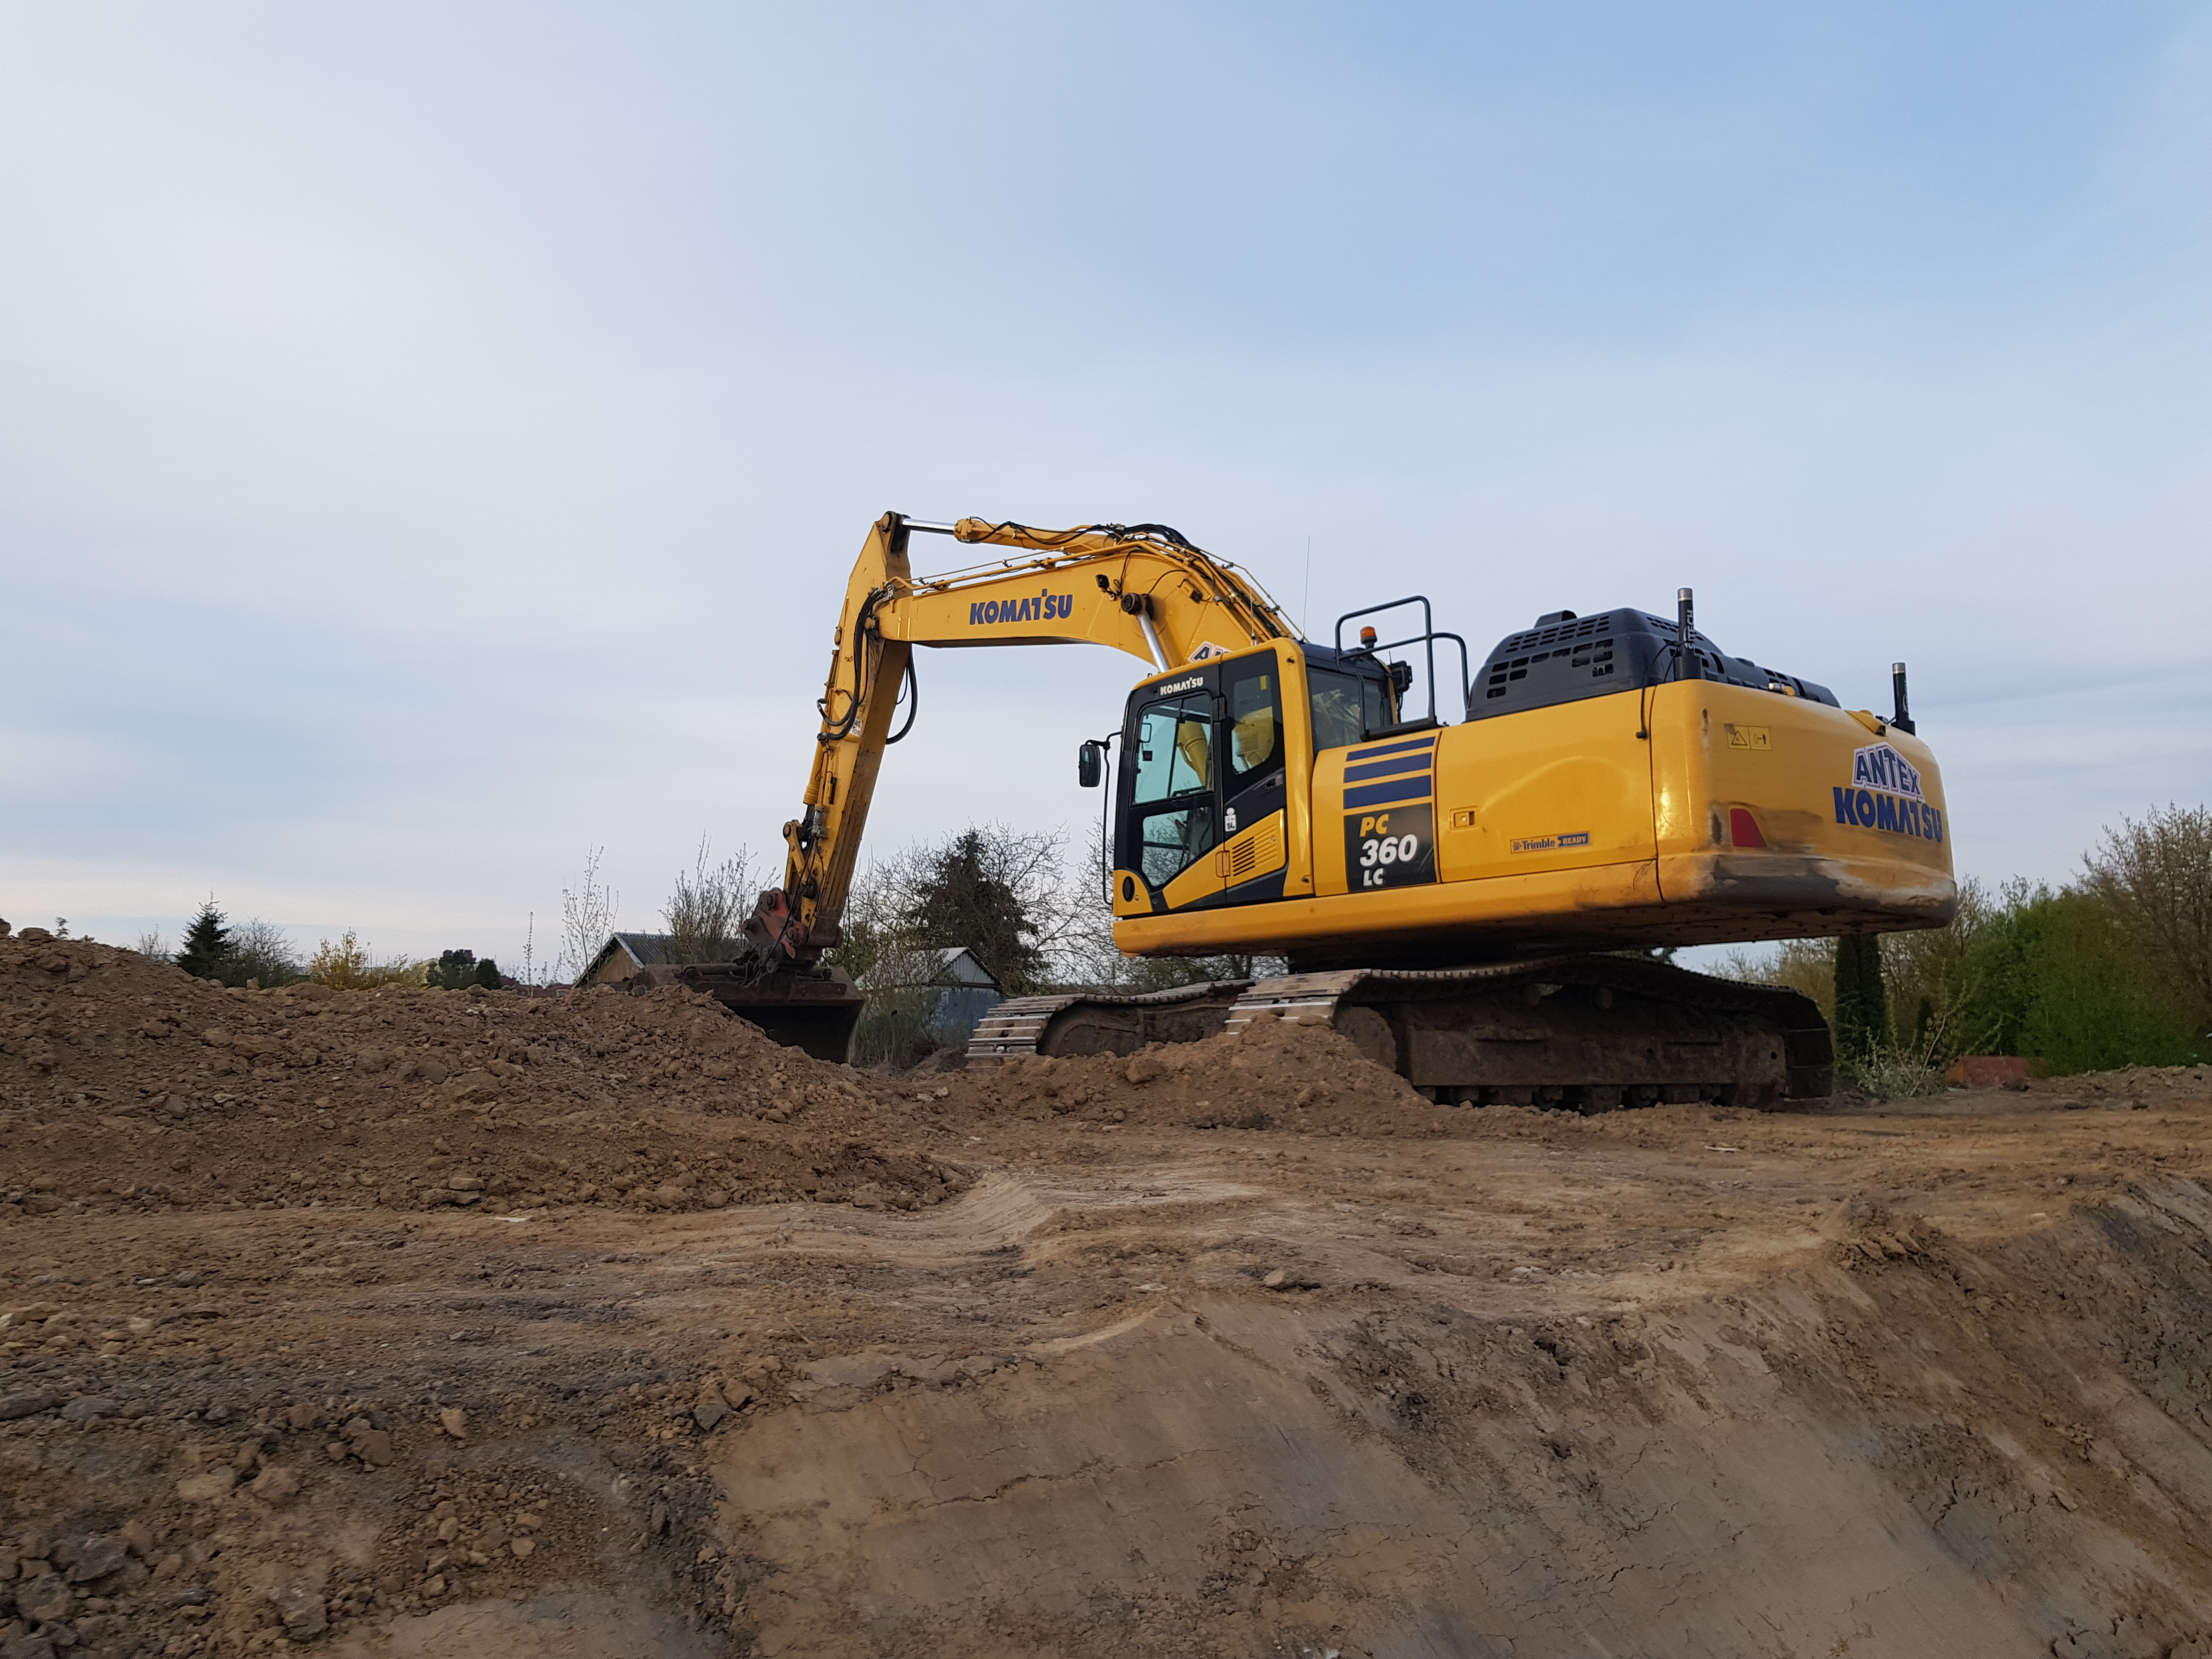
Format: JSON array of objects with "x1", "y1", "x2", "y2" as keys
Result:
[{"x1": 654, "y1": 513, "x2": 1955, "y2": 1109}]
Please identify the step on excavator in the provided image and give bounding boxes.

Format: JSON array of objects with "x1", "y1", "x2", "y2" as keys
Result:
[{"x1": 647, "y1": 514, "x2": 1955, "y2": 1110}]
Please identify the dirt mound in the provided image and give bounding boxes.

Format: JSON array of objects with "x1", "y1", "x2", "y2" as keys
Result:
[
  {"x1": 0, "y1": 934, "x2": 965, "y2": 1221},
  {"x1": 946, "y1": 1016, "x2": 1778, "y2": 1144},
  {"x1": 952, "y1": 1017, "x2": 1463, "y2": 1136},
  {"x1": 12, "y1": 926, "x2": 2212, "y2": 1657}
]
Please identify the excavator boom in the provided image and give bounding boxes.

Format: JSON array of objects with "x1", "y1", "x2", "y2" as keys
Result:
[{"x1": 760, "y1": 514, "x2": 1297, "y2": 968}]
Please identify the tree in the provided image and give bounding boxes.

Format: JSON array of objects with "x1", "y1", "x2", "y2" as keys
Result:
[
  {"x1": 1950, "y1": 881, "x2": 2197, "y2": 1073},
  {"x1": 556, "y1": 849, "x2": 619, "y2": 984},
  {"x1": 426, "y1": 950, "x2": 501, "y2": 990},
  {"x1": 1059, "y1": 823, "x2": 1285, "y2": 991},
  {"x1": 2082, "y1": 804, "x2": 2212, "y2": 1029},
  {"x1": 907, "y1": 828, "x2": 1052, "y2": 994},
  {"x1": 830, "y1": 823, "x2": 1093, "y2": 997},
  {"x1": 175, "y1": 899, "x2": 233, "y2": 981},
  {"x1": 661, "y1": 837, "x2": 756, "y2": 963},
  {"x1": 228, "y1": 918, "x2": 307, "y2": 987},
  {"x1": 1833, "y1": 933, "x2": 1890, "y2": 1069}
]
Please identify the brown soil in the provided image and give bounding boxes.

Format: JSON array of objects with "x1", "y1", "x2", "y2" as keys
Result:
[{"x1": 7, "y1": 930, "x2": 2212, "y2": 1657}]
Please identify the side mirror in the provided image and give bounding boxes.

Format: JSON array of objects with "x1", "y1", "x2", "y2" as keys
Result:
[{"x1": 1077, "y1": 740, "x2": 1103, "y2": 788}]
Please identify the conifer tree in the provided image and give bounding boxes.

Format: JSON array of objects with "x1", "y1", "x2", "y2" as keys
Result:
[
  {"x1": 1833, "y1": 933, "x2": 1891, "y2": 1070},
  {"x1": 176, "y1": 899, "x2": 233, "y2": 981}
]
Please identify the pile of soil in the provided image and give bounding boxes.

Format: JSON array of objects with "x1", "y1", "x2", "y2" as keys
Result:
[
  {"x1": 0, "y1": 932, "x2": 967, "y2": 1221},
  {"x1": 14, "y1": 918, "x2": 2212, "y2": 1657},
  {"x1": 952, "y1": 1018, "x2": 1461, "y2": 1136}
]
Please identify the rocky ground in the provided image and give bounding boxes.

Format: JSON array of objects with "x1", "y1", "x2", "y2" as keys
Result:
[{"x1": 6, "y1": 929, "x2": 2212, "y2": 1657}]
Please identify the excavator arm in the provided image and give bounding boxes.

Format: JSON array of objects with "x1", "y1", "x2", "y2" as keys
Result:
[{"x1": 744, "y1": 511, "x2": 1297, "y2": 970}]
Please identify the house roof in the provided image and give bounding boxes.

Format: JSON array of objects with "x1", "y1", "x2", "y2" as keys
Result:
[
  {"x1": 929, "y1": 946, "x2": 999, "y2": 988},
  {"x1": 855, "y1": 945, "x2": 1001, "y2": 992},
  {"x1": 579, "y1": 931, "x2": 679, "y2": 984},
  {"x1": 582, "y1": 934, "x2": 1001, "y2": 992}
]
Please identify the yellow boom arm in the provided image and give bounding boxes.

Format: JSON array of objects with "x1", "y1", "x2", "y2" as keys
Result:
[{"x1": 747, "y1": 512, "x2": 1297, "y2": 963}]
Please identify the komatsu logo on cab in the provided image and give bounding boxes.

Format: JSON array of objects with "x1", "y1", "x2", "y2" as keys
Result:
[{"x1": 1833, "y1": 741, "x2": 1942, "y2": 843}]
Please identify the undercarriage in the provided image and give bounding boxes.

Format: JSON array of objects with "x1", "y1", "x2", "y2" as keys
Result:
[{"x1": 968, "y1": 955, "x2": 1831, "y2": 1111}]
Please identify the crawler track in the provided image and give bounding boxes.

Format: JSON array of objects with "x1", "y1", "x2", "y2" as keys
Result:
[{"x1": 971, "y1": 955, "x2": 1831, "y2": 1109}]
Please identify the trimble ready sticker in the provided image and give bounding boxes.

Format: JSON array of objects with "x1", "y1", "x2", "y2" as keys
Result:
[
  {"x1": 1511, "y1": 831, "x2": 1592, "y2": 854},
  {"x1": 1833, "y1": 742, "x2": 1943, "y2": 843}
]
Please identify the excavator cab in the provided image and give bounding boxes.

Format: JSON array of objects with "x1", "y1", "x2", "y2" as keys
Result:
[{"x1": 1106, "y1": 641, "x2": 1398, "y2": 921}]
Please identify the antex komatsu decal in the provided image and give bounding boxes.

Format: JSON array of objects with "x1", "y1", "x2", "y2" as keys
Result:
[
  {"x1": 969, "y1": 591, "x2": 1075, "y2": 626},
  {"x1": 1851, "y1": 742, "x2": 1923, "y2": 799},
  {"x1": 1834, "y1": 786, "x2": 1944, "y2": 842},
  {"x1": 1833, "y1": 744, "x2": 1942, "y2": 842}
]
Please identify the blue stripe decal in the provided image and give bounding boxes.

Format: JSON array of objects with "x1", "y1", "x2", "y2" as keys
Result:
[
  {"x1": 1344, "y1": 777, "x2": 1435, "y2": 809},
  {"x1": 1344, "y1": 752, "x2": 1434, "y2": 785},
  {"x1": 1346, "y1": 734, "x2": 1437, "y2": 763}
]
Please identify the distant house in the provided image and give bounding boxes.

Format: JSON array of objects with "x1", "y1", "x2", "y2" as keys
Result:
[
  {"x1": 853, "y1": 945, "x2": 1005, "y2": 1063},
  {"x1": 897, "y1": 947, "x2": 1003, "y2": 1046},
  {"x1": 578, "y1": 932, "x2": 681, "y2": 987}
]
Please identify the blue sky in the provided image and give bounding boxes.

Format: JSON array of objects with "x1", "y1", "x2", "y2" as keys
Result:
[{"x1": 2, "y1": 3, "x2": 2208, "y2": 970}]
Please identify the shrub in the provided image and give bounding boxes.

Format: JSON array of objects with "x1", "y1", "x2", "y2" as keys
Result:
[
  {"x1": 308, "y1": 930, "x2": 427, "y2": 990},
  {"x1": 2082, "y1": 804, "x2": 2212, "y2": 1032},
  {"x1": 1716, "y1": 867, "x2": 2202, "y2": 1080},
  {"x1": 850, "y1": 985, "x2": 941, "y2": 1069},
  {"x1": 661, "y1": 838, "x2": 755, "y2": 964},
  {"x1": 228, "y1": 918, "x2": 307, "y2": 988},
  {"x1": 1954, "y1": 884, "x2": 2198, "y2": 1074},
  {"x1": 426, "y1": 949, "x2": 501, "y2": 990}
]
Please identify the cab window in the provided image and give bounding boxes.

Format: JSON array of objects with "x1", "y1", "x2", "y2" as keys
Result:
[
  {"x1": 1223, "y1": 663, "x2": 1282, "y2": 781},
  {"x1": 1131, "y1": 693, "x2": 1212, "y2": 804},
  {"x1": 1137, "y1": 803, "x2": 1216, "y2": 890},
  {"x1": 1308, "y1": 667, "x2": 1383, "y2": 752}
]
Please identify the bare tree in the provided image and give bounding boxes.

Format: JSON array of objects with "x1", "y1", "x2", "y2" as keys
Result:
[
  {"x1": 556, "y1": 848, "x2": 619, "y2": 983},
  {"x1": 1058, "y1": 823, "x2": 1284, "y2": 991},
  {"x1": 2083, "y1": 804, "x2": 2212, "y2": 1022},
  {"x1": 661, "y1": 837, "x2": 757, "y2": 963},
  {"x1": 230, "y1": 917, "x2": 307, "y2": 986}
]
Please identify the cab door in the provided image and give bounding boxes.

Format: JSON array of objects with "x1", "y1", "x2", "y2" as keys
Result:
[
  {"x1": 1214, "y1": 654, "x2": 1290, "y2": 901},
  {"x1": 1113, "y1": 681, "x2": 1224, "y2": 915}
]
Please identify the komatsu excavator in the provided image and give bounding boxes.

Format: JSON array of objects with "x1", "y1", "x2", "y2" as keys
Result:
[{"x1": 651, "y1": 513, "x2": 1955, "y2": 1110}]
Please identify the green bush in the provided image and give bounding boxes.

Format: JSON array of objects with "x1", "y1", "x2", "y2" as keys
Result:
[
  {"x1": 1721, "y1": 866, "x2": 2204, "y2": 1082},
  {"x1": 1954, "y1": 884, "x2": 2198, "y2": 1074},
  {"x1": 426, "y1": 950, "x2": 501, "y2": 991}
]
